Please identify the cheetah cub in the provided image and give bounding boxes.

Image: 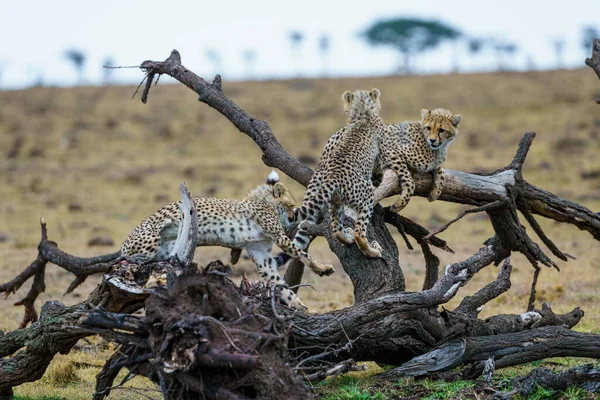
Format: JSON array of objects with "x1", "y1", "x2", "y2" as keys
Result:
[
  {"x1": 380, "y1": 108, "x2": 462, "y2": 212},
  {"x1": 120, "y1": 171, "x2": 334, "y2": 309},
  {"x1": 291, "y1": 89, "x2": 385, "y2": 258}
]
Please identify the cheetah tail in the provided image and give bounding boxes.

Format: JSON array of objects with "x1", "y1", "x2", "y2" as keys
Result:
[{"x1": 267, "y1": 170, "x2": 280, "y2": 185}]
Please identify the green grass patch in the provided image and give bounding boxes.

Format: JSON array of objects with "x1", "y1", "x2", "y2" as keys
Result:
[{"x1": 419, "y1": 378, "x2": 475, "y2": 400}]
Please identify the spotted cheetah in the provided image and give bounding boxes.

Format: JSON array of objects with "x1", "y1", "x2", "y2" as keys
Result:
[
  {"x1": 379, "y1": 108, "x2": 462, "y2": 212},
  {"x1": 120, "y1": 171, "x2": 334, "y2": 309},
  {"x1": 290, "y1": 89, "x2": 385, "y2": 258}
]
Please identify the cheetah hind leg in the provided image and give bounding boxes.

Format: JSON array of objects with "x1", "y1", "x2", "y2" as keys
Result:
[
  {"x1": 330, "y1": 195, "x2": 354, "y2": 245},
  {"x1": 335, "y1": 227, "x2": 355, "y2": 245},
  {"x1": 352, "y1": 204, "x2": 382, "y2": 258}
]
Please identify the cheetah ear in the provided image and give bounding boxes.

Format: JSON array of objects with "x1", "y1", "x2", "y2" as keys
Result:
[
  {"x1": 421, "y1": 109, "x2": 430, "y2": 121},
  {"x1": 451, "y1": 114, "x2": 462, "y2": 127},
  {"x1": 342, "y1": 91, "x2": 354, "y2": 103},
  {"x1": 369, "y1": 88, "x2": 380, "y2": 100},
  {"x1": 272, "y1": 182, "x2": 285, "y2": 198}
]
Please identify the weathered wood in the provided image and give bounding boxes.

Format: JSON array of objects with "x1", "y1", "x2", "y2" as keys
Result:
[
  {"x1": 586, "y1": 38, "x2": 600, "y2": 82},
  {"x1": 169, "y1": 181, "x2": 198, "y2": 267},
  {"x1": 0, "y1": 301, "x2": 90, "y2": 393},
  {"x1": 379, "y1": 325, "x2": 595, "y2": 380},
  {"x1": 499, "y1": 364, "x2": 600, "y2": 399}
]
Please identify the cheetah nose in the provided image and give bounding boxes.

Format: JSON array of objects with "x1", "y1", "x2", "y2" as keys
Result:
[{"x1": 429, "y1": 138, "x2": 437, "y2": 145}]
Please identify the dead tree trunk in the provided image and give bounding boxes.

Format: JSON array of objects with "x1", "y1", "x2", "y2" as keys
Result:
[{"x1": 1, "y1": 50, "x2": 600, "y2": 397}]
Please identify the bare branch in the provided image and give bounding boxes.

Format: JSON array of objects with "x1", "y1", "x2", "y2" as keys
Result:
[
  {"x1": 379, "y1": 325, "x2": 597, "y2": 380},
  {"x1": 423, "y1": 200, "x2": 506, "y2": 241},
  {"x1": 456, "y1": 257, "x2": 512, "y2": 316},
  {"x1": 303, "y1": 359, "x2": 367, "y2": 383},
  {"x1": 139, "y1": 50, "x2": 312, "y2": 186},
  {"x1": 585, "y1": 38, "x2": 600, "y2": 82}
]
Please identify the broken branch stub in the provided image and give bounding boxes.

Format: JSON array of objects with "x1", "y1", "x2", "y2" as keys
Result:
[{"x1": 168, "y1": 181, "x2": 198, "y2": 267}]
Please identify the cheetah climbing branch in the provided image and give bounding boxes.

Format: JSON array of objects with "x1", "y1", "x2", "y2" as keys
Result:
[{"x1": 1, "y1": 49, "x2": 600, "y2": 398}]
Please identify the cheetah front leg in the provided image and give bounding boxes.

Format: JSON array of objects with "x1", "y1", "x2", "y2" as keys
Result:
[
  {"x1": 245, "y1": 242, "x2": 307, "y2": 310},
  {"x1": 389, "y1": 161, "x2": 415, "y2": 213},
  {"x1": 428, "y1": 167, "x2": 444, "y2": 202},
  {"x1": 271, "y1": 230, "x2": 335, "y2": 277}
]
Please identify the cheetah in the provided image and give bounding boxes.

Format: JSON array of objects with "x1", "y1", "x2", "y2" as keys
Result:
[
  {"x1": 290, "y1": 88, "x2": 385, "y2": 258},
  {"x1": 120, "y1": 171, "x2": 334, "y2": 309},
  {"x1": 379, "y1": 108, "x2": 462, "y2": 212}
]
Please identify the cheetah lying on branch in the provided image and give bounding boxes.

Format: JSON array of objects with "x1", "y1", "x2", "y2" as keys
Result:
[
  {"x1": 120, "y1": 171, "x2": 334, "y2": 309},
  {"x1": 378, "y1": 108, "x2": 462, "y2": 212}
]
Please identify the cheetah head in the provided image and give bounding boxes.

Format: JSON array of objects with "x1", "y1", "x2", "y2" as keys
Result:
[
  {"x1": 421, "y1": 108, "x2": 462, "y2": 151},
  {"x1": 342, "y1": 88, "x2": 381, "y2": 123},
  {"x1": 267, "y1": 171, "x2": 297, "y2": 228}
]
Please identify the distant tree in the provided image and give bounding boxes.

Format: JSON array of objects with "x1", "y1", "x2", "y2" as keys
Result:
[
  {"x1": 318, "y1": 34, "x2": 330, "y2": 77},
  {"x1": 102, "y1": 56, "x2": 115, "y2": 85},
  {"x1": 205, "y1": 49, "x2": 223, "y2": 75},
  {"x1": 242, "y1": 49, "x2": 256, "y2": 80},
  {"x1": 467, "y1": 38, "x2": 484, "y2": 55},
  {"x1": 362, "y1": 18, "x2": 461, "y2": 74},
  {"x1": 465, "y1": 38, "x2": 488, "y2": 72},
  {"x1": 551, "y1": 38, "x2": 565, "y2": 70},
  {"x1": 492, "y1": 40, "x2": 518, "y2": 71},
  {"x1": 64, "y1": 49, "x2": 86, "y2": 84},
  {"x1": 582, "y1": 26, "x2": 599, "y2": 53},
  {"x1": 288, "y1": 30, "x2": 304, "y2": 76},
  {"x1": 289, "y1": 30, "x2": 304, "y2": 54}
]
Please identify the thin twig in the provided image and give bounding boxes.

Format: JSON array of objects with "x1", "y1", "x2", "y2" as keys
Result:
[
  {"x1": 132, "y1": 73, "x2": 149, "y2": 100},
  {"x1": 103, "y1": 65, "x2": 141, "y2": 69},
  {"x1": 287, "y1": 283, "x2": 316, "y2": 292},
  {"x1": 424, "y1": 200, "x2": 505, "y2": 241},
  {"x1": 527, "y1": 266, "x2": 541, "y2": 312},
  {"x1": 194, "y1": 315, "x2": 242, "y2": 353}
]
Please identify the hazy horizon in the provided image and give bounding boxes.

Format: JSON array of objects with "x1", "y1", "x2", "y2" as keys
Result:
[{"x1": 1, "y1": 0, "x2": 599, "y2": 89}]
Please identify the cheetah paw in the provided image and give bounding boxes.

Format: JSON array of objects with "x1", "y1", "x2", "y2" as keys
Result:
[
  {"x1": 314, "y1": 263, "x2": 335, "y2": 277},
  {"x1": 334, "y1": 227, "x2": 355, "y2": 245},
  {"x1": 428, "y1": 187, "x2": 442, "y2": 202},
  {"x1": 390, "y1": 199, "x2": 408, "y2": 214},
  {"x1": 286, "y1": 296, "x2": 308, "y2": 311},
  {"x1": 365, "y1": 241, "x2": 383, "y2": 258}
]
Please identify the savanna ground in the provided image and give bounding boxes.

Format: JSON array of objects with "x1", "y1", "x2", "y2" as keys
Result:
[{"x1": 0, "y1": 68, "x2": 599, "y2": 399}]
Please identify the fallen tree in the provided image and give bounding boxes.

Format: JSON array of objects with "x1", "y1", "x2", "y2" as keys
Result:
[{"x1": 1, "y1": 49, "x2": 600, "y2": 398}]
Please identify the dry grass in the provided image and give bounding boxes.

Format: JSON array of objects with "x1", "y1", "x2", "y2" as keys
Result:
[{"x1": 1, "y1": 68, "x2": 599, "y2": 398}]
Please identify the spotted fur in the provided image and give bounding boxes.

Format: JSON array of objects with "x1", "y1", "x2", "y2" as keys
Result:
[
  {"x1": 379, "y1": 108, "x2": 462, "y2": 212},
  {"x1": 120, "y1": 171, "x2": 334, "y2": 309},
  {"x1": 291, "y1": 89, "x2": 385, "y2": 258}
]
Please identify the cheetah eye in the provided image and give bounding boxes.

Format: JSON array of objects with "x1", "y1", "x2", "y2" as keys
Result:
[
  {"x1": 425, "y1": 126, "x2": 431, "y2": 131},
  {"x1": 439, "y1": 128, "x2": 446, "y2": 134}
]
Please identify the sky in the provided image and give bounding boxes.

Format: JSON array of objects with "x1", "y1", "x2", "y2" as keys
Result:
[{"x1": 1, "y1": 0, "x2": 598, "y2": 89}]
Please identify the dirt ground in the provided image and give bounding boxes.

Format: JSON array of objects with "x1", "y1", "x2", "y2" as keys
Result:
[{"x1": 0, "y1": 68, "x2": 599, "y2": 399}]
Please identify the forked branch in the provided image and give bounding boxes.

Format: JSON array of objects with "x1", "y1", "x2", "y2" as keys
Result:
[{"x1": 585, "y1": 38, "x2": 600, "y2": 86}]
